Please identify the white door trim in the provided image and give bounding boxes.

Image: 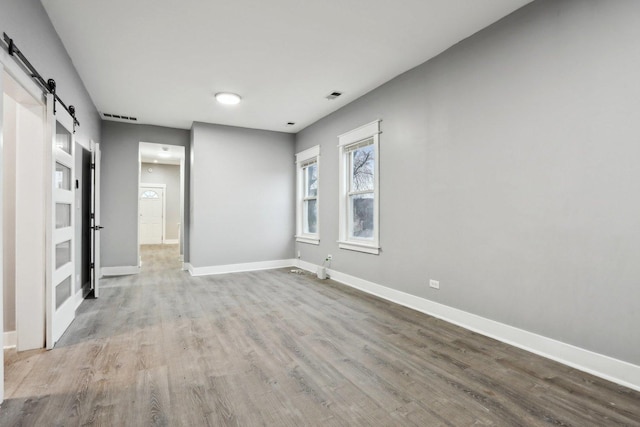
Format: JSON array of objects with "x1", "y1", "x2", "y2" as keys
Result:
[
  {"x1": 90, "y1": 140, "x2": 102, "y2": 296},
  {"x1": 0, "y1": 56, "x2": 48, "y2": 402},
  {"x1": 0, "y1": 50, "x2": 43, "y2": 104},
  {"x1": 5, "y1": 72, "x2": 47, "y2": 354},
  {"x1": 0, "y1": 60, "x2": 5, "y2": 404},
  {"x1": 138, "y1": 183, "x2": 166, "y2": 245}
]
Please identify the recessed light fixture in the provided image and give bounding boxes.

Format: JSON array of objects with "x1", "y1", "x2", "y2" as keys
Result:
[
  {"x1": 215, "y1": 92, "x2": 242, "y2": 105},
  {"x1": 153, "y1": 159, "x2": 158, "y2": 163}
]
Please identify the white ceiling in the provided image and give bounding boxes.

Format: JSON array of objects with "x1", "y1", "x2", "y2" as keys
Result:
[{"x1": 41, "y1": 0, "x2": 532, "y2": 133}]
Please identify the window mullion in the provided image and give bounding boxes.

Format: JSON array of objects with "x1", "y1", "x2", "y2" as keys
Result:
[{"x1": 348, "y1": 189, "x2": 373, "y2": 197}]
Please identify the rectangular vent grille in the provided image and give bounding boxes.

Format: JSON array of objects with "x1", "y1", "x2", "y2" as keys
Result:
[
  {"x1": 326, "y1": 91, "x2": 343, "y2": 100},
  {"x1": 102, "y1": 113, "x2": 138, "y2": 121}
]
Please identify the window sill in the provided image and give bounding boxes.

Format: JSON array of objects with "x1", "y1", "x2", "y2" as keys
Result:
[
  {"x1": 296, "y1": 236, "x2": 320, "y2": 245},
  {"x1": 338, "y1": 241, "x2": 380, "y2": 255}
]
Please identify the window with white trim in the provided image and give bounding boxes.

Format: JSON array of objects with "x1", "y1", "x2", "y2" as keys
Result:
[
  {"x1": 296, "y1": 145, "x2": 320, "y2": 245},
  {"x1": 338, "y1": 120, "x2": 380, "y2": 254}
]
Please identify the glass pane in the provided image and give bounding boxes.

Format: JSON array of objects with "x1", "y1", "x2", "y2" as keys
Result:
[
  {"x1": 350, "y1": 193, "x2": 374, "y2": 239},
  {"x1": 304, "y1": 199, "x2": 317, "y2": 234},
  {"x1": 305, "y1": 163, "x2": 318, "y2": 197},
  {"x1": 56, "y1": 121, "x2": 71, "y2": 154},
  {"x1": 350, "y1": 144, "x2": 374, "y2": 192},
  {"x1": 56, "y1": 203, "x2": 71, "y2": 228},
  {"x1": 141, "y1": 190, "x2": 159, "y2": 199},
  {"x1": 56, "y1": 276, "x2": 72, "y2": 309},
  {"x1": 56, "y1": 240, "x2": 71, "y2": 269},
  {"x1": 55, "y1": 162, "x2": 71, "y2": 190}
]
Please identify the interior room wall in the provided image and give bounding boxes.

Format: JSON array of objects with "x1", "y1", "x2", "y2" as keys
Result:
[
  {"x1": 100, "y1": 121, "x2": 190, "y2": 268},
  {"x1": 141, "y1": 162, "x2": 181, "y2": 241},
  {"x1": 0, "y1": 0, "x2": 101, "y2": 148},
  {"x1": 294, "y1": 0, "x2": 640, "y2": 366},
  {"x1": 189, "y1": 122, "x2": 295, "y2": 268}
]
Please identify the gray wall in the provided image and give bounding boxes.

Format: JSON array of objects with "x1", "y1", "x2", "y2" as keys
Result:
[
  {"x1": 0, "y1": 0, "x2": 101, "y2": 147},
  {"x1": 100, "y1": 121, "x2": 190, "y2": 267},
  {"x1": 190, "y1": 122, "x2": 295, "y2": 267},
  {"x1": 295, "y1": 0, "x2": 640, "y2": 366},
  {"x1": 141, "y1": 163, "x2": 181, "y2": 241}
]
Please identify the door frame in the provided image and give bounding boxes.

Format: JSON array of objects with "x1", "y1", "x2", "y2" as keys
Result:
[
  {"x1": 138, "y1": 142, "x2": 186, "y2": 266},
  {"x1": 90, "y1": 140, "x2": 101, "y2": 297},
  {"x1": 0, "y1": 57, "x2": 5, "y2": 405},
  {"x1": 138, "y1": 183, "x2": 166, "y2": 247},
  {"x1": 75, "y1": 136, "x2": 92, "y2": 299},
  {"x1": 0, "y1": 50, "x2": 50, "y2": 403}
]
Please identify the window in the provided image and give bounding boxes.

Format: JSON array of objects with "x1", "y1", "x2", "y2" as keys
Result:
[
  {"x1": 338, "y1": 120, "x2": 380, "y2": 254},
  {"x1": 55, "y1": 162, "x2": 71, "y2": 190},
  {"x1": 296, "y1": 145, "x2": 320, "y2": 244},
  {"x1": 55, "y1": 122, "x2": 72, "y2": 154},
  {"x1": 55, "y1": 203, "x2": 71, "y2": 228},
  {"x1": 141, "y1": 190, "x2": 159, "y2": 199}
]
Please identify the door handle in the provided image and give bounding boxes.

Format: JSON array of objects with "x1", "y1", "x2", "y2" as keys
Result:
[{"x1": 93, "y1": 225, "x2": 104, "y2": 230}]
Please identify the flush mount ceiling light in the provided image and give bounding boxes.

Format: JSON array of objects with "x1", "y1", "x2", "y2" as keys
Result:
[
  {"x1": 158, "y1": 146, "x2": 171, "y2": 158},
  {"x1": 215, "y1": 92, "x2": 242, "y2": 105}
]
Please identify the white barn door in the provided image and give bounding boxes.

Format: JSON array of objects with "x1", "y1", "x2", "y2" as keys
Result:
[{"x1": 46, "y1": 93, "x2": 77, "y2": 348}]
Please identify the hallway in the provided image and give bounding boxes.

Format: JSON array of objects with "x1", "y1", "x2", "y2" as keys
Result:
[{"x1": 1, "y1": 245, "x2": 639, "y2": 425}]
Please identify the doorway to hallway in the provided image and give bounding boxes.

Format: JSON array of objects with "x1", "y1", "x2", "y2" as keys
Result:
[{"x1": 137, "y1": 142, "x2": 185, "y2": 270}]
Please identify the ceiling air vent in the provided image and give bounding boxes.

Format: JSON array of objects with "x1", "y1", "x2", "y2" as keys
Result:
[
  {"x1": 326, "y1": 91, "x2": 343, "y2": 100},
  {"x1": 101, "y1": 112, "x2": 138, "y2": 121}
]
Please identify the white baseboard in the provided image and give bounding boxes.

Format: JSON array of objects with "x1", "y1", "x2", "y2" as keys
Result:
[
  {"x1": 189, "y1": 259, "x2": 296, "y2": 277},
  {"x1": 163, "y1": 239, "x2": 179, "y2": 244},
  {"x1": 296, "y1": 259, "x2": 318, "y2": 273},
  {"x1": 101, "y1": 265, "x2": 141, "y2": 277},
  {"x1": 294, "y1": 260, "x2": 640, "y2": 392},
  {"x1": 3, "y1": 331, "x2": 16, "y2": 349},
  {"x1": 73, "y1": 289, "x2": 84, "y2": 311}
]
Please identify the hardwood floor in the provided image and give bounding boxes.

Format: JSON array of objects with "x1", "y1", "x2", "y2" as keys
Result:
[{"x1": 2, "y1": 245, "x2": 639, "y2": 426}]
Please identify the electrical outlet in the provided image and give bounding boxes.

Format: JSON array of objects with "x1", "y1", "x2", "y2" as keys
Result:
[
  {"x1": 297, "y1": 251, "x2": 301, "y2": 258},
  {"x1": 327, "y1": 254, "x2": 333, "y2": 260},
  {"x1": 429, "y1": 279, "x2": 440, "y2": 289}
]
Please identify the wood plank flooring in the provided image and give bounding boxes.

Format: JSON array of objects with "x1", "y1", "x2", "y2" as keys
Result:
[{"x1": 2, "y1": 244, "x2": 639, "y2": 426}]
